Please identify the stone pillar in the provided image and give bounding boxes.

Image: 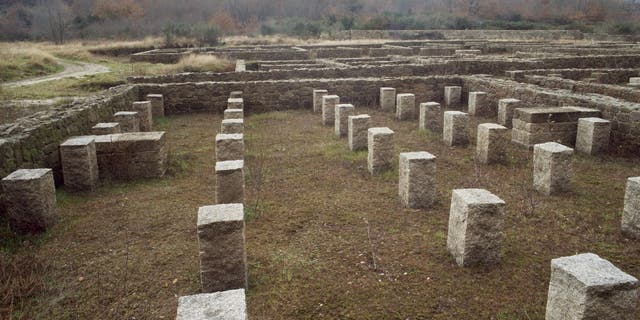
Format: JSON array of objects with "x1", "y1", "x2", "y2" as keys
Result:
[
  {"x1": 446, "y1": 188, "x2": 505, "y2": 267},
  {"x1": 545, "y1": 253, "x2": 639, "y2": 320},
  {"x1": 396, "y1": 93, "x2": 416, "y2": 120},
  {"x1": 215, "y1": 160, "x2": 244, "y2": 204},
  {"x1": 533, "y1": 142, "x2": 573, "y2": 195},
  {"x1": 497, "y1": 98, "x2": 522, "y2": 128},
  {"x1": 146, "y1": 94, "x2": 165, "y2": 117},
  {"x1": 622, "y1": 177, "x2": 640, "y2": 239},
  {"x1": 443, "y1": 111, "x2": 469, "y2": 147},
  {"x1": 60, "y1": 136, "x2": 99, "y2": 192},
  {"x1": 367, "y1": 127, "x2": 394, "y2": 175},
  {"x1": 114, "y1": 111, "x2": 140, "y2": 133},
  {"x1": 197, "y1": 204, "x2": 247, "y2": 293},
  {"x1": 177, "y1": 289, "x2": 247, "y2": 320},
  {"x1": 132, "y1": 101, "x2": 153, "y2": 132},
  {"x1": 444, "y1": 86, "x2": 462, "y2": 110},
  {"x1": 1, "y1": 169, "x2": 57, "y2": 234},
  {"x1": 348, "y1": 114, "x2": 370, "y2": 151},
  {"x1": 215, "y1": 134, "x2": 244, "y2": 162},
  {"x1": 468, "y1": 91, "x2": 492, "y2": 117},
  {"x1": 322, "y1": 95, "x2": 340, "y2": 125},
  {"x1": 224, "y1": 109, "x2": 244, "y2": 120},
  {"x1": 221, "y1": 119, "x2": 244, "y2": 134},
  {"x1": 313, "y1": 89, "x2": 328, "y2": 113},
  {"x1": 576, "y1": 117, "x2": 611, "y2": 155},
  {"x1": 419, "y1": 102, "x2": 442, "y2": 132},
  {"x1": 380, "y1": 87, "x2": 396, "y2": 111},
  {"x1": 399, "y1": 152, "x2": 436, "y2": 209},
  {"x1": 235, "y1": 59, "x2": 246, "y2": 72},
  {"x1": 91, "y1": 122, "x2": 121, "y2": 135},
  {"x1": 506, "y1": 70, "x2": 525, "y2": 80},
  {"x1": 335, "y1": 104, "x2": 355, "y2": 137},
  {"x1": 230, "y1": 91, "x2": 243, "y2": 99},
  {"x1": 630, "y1": 77, "x2": 640, "y2": 87},
  {"x1": 476, "y1": 123, "x2": 509, "y2": 164},
  {"x1": 228, "y1": 98, "x2": 244, "y2": 110}
]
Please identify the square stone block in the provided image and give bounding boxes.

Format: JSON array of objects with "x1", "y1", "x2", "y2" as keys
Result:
[
  {"x1": 419, "y1": 102, "x2": 442, "y2": 132},
  {"x1": 224, "y1": 109, "x2": 244, "y2": 120},
  {"x1": 443, "y1": 111, "x2": 469, "y2": 147},
  {"x1": 221, "y1": 119, "x2": 244, "y2": 134},
  {"x1": 348, "y1": 114, "x2": 370, "y2": 152},
  {"x1": 545, "y1": 253, "x2": 639, "y2": 320},
  {"x1": 444, "y1": 86, "x2": 462, "y2": 110},
  {"x1": 198, "y1": 204, "x2": 247, "y2": 293},
  {"x1": 322, "y1": 95, "x2": 340, "y2": 125},
  {"x1": 380, "y1": 87, "x2": 396, "y2": 111},
  {"x1": 177, "y1": 289, "x2": 247, "y2": 320},
  {"x1": 92, "y1": 122, "x2": 121, "y2": 135},
  {"x1": 335, "y1": 104, "x2": 355, "y2": 137},
  {"x1": 468, "y1": 92, "x2": 492, "y2": 117},
  {"x1": 576, "y1": 117, "x2": 610, "y2": 155},
  {"x1": 132, "y1": 101, "x2": 153, "y2": 132},
  {"x1": 216, "y1": 160, "x2": 244, "y2": 204},
  {"x1": 2, "y1": 169, "x2": 57, "y2": 234},
  {"x1": 216, "y1": 134, "x2": 244, "y2": 162},
  {"x1": 399, "y1": 152, "x2": 436, "y2": 209},
  {"x1": 313, "y1": 89, "x2": 328, "y2": 113},
  {"x1": 533, "y1": 142, "x2": 573, "y2": 195},
  {"x1": 228, "y1": 98, "x2": 244, "y2": 110},
  {"x1": 497, "y1": 98, "x2": 522, "y2": 128},
  {"x1": 230, "y1": 91, "x2": 243, "y2": 99},
  {"x1": 396, "y1": 93, "x2": 416, "y2": 121},
  {"x1": 60, "y1": 136, "x2": 99, "y2": 192},
  {"x1": 146, "y1": 94, "x2": 165, "y2": 117},
  {"x1": 476, "y1": 123, "x2": 509, "y2": 164},
  {"x1": 368, "y1": 127, "x2": 394, "y2": 175},
  {"x1": 114, "y1": 111, "x2": 140, "y2": 133},
  {"x1": 447, "y1": 188, "x2": 505, "y2": 267},
  {"x1": 622, "y1": 176, "x2": 640, "y2": 239}
]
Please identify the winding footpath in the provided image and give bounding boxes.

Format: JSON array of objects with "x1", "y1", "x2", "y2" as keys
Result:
[{"x1": 3, "y1": 59, "x2": 110, "y2": 88}]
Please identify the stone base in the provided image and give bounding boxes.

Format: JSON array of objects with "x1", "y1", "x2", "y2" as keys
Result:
[
  {"x1": 622, "y1": 177, "x2": 640, "y2": 239},
  {"x1": 177, "y1": 289, "x2": 247, "y2": 320},
  {"x1": 1, "y1": 169, "x2": 57, "y2": 234},
  {"x1": 399, "y1": 152, "x2": 436, "y2": 209},
  {"x1": 368, "y1": 127, "x2": 394, "y2": 174},
  {"x1": 60, "y1": 136, "x2": 99, "y2": 192}
]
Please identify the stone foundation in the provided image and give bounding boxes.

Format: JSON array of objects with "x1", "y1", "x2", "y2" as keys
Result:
[
  {"x1": 399, "y1": 152, "x2": 436, "y2": 209},
  {"x1": 91, "y1": 132, "x2": 168, "y2": 180},
  {"x1": 91, "y1": 122, "x2": 121, "y2": 135},
  {"x1": 368, "y1": 127, "x2": 394, "y2": 174},
  {"x1": 215, "y1": 160, "x2": 244, "y2": 204},
  {"x1": 197, "y1": 203, "x2": 247, "y2": 293},
  {"x1": 545, "y1": 253, "x2": 639, "y2": 320},
  {"x1": 396, "y1": 93, "x2": 416, "y2": 120},
  {"x1": 443, "y1": 111, "x2": 469, "y2": 146},
  {"x1": 476, "y1": 123, "x2": 509, "y2": 164},
  {"x1": 447, "y1": 188, "x2": 505, "y2": 267},
  {"x1": 497, "y1": 98, "x2": 522, "y2": 128},
  {"x1": 60, "y1": 136, "x2": 99, "y2": 192},
  {"x1": 1, "y1": 169, "x2": 57, "y2": 234},
  {"x1": 512, "y1": 107, "x2": 600, "y2": 148},
  {"x1": 176, "y1": 289, "x2": 247, "y2": 320},
  {"x1": 348, "y1": 115, "x2": 370, "y2": 151},
  {"x1": 533, "y1": 142, "x2": 574, "y2": 195},
  {"x1": 216, "y1": 134, "x2": 244, "y2": 161},
  {"x1": 575, "y1": 117, "x2": 611, "y2": 155}
]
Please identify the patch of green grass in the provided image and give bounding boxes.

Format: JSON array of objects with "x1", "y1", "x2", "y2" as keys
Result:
[
  {"x1": 0, "y1": 54, "x2": 63, "y2": 82},
  {"x1": 153, "y1": 116, "x2": 171, "y2": 131}
]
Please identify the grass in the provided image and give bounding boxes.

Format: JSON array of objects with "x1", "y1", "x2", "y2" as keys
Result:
[
  {"x1": 2, "y1": 108, "x2": 640, "y2": 319},
  {"x1": 0, "y1": 44, "x2": 63, "y2": 82},
  {"x1": 159, "y1": 54, "x2": 233, "y2": 74}
]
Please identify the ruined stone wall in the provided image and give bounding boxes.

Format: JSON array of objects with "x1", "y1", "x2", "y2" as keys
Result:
[
  {"x1": 136, "y1": 76, "x2": 462, "y2": 115},
  {"x1": 337, "y1": 30, "x2": 584, "y2": 41},
  {"x1": 524, "y1": 76, "x2": 640, "y2": 103},
  {"x1": 462, "y1": 76, "x2": 640, "y2": 154},
  {"x1": 0, "y1": 85, "x2": 140, "y2": 183},
  {"x1": 523, "y1": 69, "x2": 639, "y2": 83}
]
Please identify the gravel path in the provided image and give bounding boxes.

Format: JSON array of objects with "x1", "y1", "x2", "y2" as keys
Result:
[{"x1": 3, "y1": 59, "x2": 110, "y2": 88}]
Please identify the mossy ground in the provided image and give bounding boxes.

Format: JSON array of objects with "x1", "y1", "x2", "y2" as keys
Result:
[{"x1": 2, "y1": 108, "x2": 639, "y2": 319}]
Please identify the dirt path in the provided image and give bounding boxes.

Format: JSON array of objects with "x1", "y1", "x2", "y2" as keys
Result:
[{"x1": 3, "y1": 59, "x2": 110, "y2": 88}]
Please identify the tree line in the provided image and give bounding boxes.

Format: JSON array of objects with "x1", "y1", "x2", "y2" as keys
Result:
[{"x1": 2, "y1": 0, "x2": 640, "y2": 43}]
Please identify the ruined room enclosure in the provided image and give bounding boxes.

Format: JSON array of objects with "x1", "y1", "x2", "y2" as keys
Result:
[{"x1": 2, "y1": 34, "x2": 640, "y2": 319}]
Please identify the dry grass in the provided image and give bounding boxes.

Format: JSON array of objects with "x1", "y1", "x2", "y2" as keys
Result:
[
  {"x1": 2, "y1": 108, "x2": 639, "y2": 319},
  {"x1": 0, "y1": 43, "x2": 62, "y2": 82},
  {"x1": 159, "y1": 54, "x2": 234, "y2": 74}
]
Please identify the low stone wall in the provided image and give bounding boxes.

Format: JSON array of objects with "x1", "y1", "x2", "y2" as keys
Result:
[
  {"x1": 0, "y1": 85, "x2": 139, "y2": 183},
  {"x1": 136, "y1": 76, "x2": 463, "y2": 115},
  {"x1": 524, "y1": 76, "x2": 640, "y2": 103},
  {"x1": 462, "y1": 76, "x2": 640, "y2": 155},
  {"x1": 523, "y1": 68, "x2": 639, "y2": 84},
  {"x1": 337, "y1": 30, "x2": 584, "y2": 41}
]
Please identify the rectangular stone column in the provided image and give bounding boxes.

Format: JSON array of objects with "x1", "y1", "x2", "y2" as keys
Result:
[
  {"x1": 197, "y1": 204, "x2": 247, "y2": 293},
  {"x1": 146, "y1": 94, "x2": 165, "y2": 117},
  {"x1": 622, "y1": 177, "x2": 640, "y2": 239},
  {"x1": 114, "y1": 111, "x2": 140, "y2": 133},
  {"x1": 444, "y1": 86, "x2": 462, "y2": 110},
  {"x1": 348, "y1": 114, "x2": 370, "y2": 151},
  {"x1": 177, "y1": 289, "x2": 247, "y2": 320},
  {"x1": 132, "y1": 101, "x2": 153, "y2": 132},
  {"x1": 60, "y1": 136, "x2": 99, "y2": 192},
  {"x1": 630, "y1": 77, "x2": 640, "y2": 87},
  {"x1": 545, "y1": 253, "x2": 639, "y2": 320},
  {"x1": 221, "y1": 119, "x2": 244, "y2": 134},
  {"x1": 91, "y1": 122, "x2": 121, "y2": 135},
  {"x1": 1, "y1": 169, "x2": 57, "y2": 234},
  {"x1": 322, "y1": 95, "x2": 340, "y2": 125},
  {"x1": 576, "y1": 117, "x2": 610, "y2": 155},
  {"x1": 399, "y1": 152, "x2": 436, "y2": 209},
  {"x1": 230, "y1": 91, "x2": 243, "y2": 99},
  {"x1": 533, "y1": 142, "x2": 573, "y2": 195},
  {"x1": 476, "y1": 123, "x2": 509, "y2": 164},
  {"x1": 506, "y1": 70, "x2": 525, "y2": 80},
  {"x1": 497, "y1": 98, "x2": 522, "y2": 128},
  {"x1": 419, "y1": 102, "x2": 442, "y2": 132},
  {"x1": 446, "y1": 188, "x2": 505, "y2": 267},
  {"x1": 367, "y1": 127, "x2": 394, "y2": 174},
  {"x1": 224, "y1": 109, "x2": 244, "y2": 120},
  {"x1": 228, "y1": 98, "x2": 244, "y2": 110},
  {"x1": 335, "y1": 104, "x2": 355, "y2": 137},
  {"x1": 215, "y1": 160, "x2": 244, "y2": 204},
  {"x1": 468, "y1": 91, "x2": 492, "y2": 117},
  {"x1": 380, "y1": 87, "x2": 396, "y2": 111},
  {"x1": 215, "y1": 134, "x2": 244, "y2": 161},
  {"x1": 313, "y1": 89, "x2": 328, "y2": 113},
  {"x1": 443, "y1": 111, "x2": 469, "y2": 146},
  {"x1": 396, "y1": 93, "x2": 416, "y2": 120}
]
